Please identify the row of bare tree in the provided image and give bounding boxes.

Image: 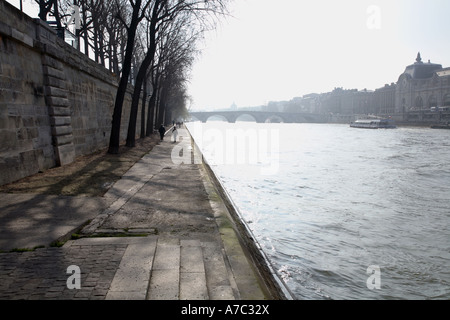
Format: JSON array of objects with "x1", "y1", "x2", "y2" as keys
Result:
[{"x1": 34, "y1": 0, "x2": 229, "y2": 154}]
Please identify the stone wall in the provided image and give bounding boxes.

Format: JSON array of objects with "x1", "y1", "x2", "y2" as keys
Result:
[{"x1": 0, "y1": 1, "x2": 141, "y2": 186}]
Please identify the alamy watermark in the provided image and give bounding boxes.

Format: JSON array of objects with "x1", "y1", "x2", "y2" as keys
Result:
[
  {"x1": 171, "y1": 123, "x2": 280, "y2": 176},
  {"x1": 366, "y1": 265, "x2": 381, "y2": 290},
  {"x1": 66, "y1": 265, "x2": 81, "y2": 290},
  {"x1": 367, "y1": 5, "x2": 382, "y2": 30}
]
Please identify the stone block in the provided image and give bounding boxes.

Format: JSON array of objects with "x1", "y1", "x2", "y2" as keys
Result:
[
  {"x1": 48, "y1": 106, "x2": 71, "y2": 117},
  {"x1": 42, "y1": 42, "x2": 64, "y2": 61},
  {"x1": 0, "y1": 21, "x2": 12, "y2": 38},
  {"x1": 41, "y1": 55, "x2": 63, "y2": 70},
  {"x1": 19, "y1": 149, "x2": 40, "y2": 173},
  {"x1": 42, "y1": 66, "x2": 65, "y2": 80},
  {"x1": 16, "y1": 137, "x2": 33, "y2": 151},
  {"x1": 37, "y1": 126, "x2": 52, "y2": 146},
  {"x1": 107, "y1": 241, "x2": 157, "y2": 300},
  {"x1": 0, "y1": 129, "x2": 16, "y2": 151},
  {"x1": 11, "y1": 28, "x2": 33, "y2": 47},
  {"x1": 51, "y1": 125, "x2": 72, "y2": 136},
  {"x1": 19, "y1": 104, "x2": 37, "y2": 116},
  {"x1": 45, "y1": 96, "x2": 70, "y2": 107},
  {"x1": 44, "y1": 76, "x2": 66, "y2": 90},
  {"x1": 27, "y1": 127, "x2": 39, "y2": 139},
  {"x1": 35, "y1": 115, "x2": 50, "y2": 127},
  {"x1": 22, "y1": 116, "x2": 35, "y2": 127},
  {"x1": 148, "y1": 269, "x2": 180, "y2": 300},
  {"x1": 7, "y1": 105, "x2": 19, "y2": 116},
  {"x1": 0, "y1": 116, "x2": 17, "y2": 130},
  {"x1": 53, "y1": 133, "x2": 73, "y2": 146},
  {"x1": 0, "y1": 149, "x2": 46, "y2": 184},
  {"x1": 44, "y1": 86, "x2": 67, "y2": 98},
  {"x1": 54, "y1": 143, "x2": 75, "y2": 166},
  {"x1": 180, "y1": 272, "x2": 209, "y2": 300},
  {"x1": 0, "y1": 155, "x2": 20, "y2": 185},
  {"x1": 16, "y1": 127, "x2": 27, "y2": 140},
  {"x1": 50, "y1": 116, "x2": 71, "y2": 126}
]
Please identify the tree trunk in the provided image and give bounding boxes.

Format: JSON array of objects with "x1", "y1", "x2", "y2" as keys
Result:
[
  {"x1": 82, "y1": 3, "x2": 89, "y2": 57},
  {"x1": 108, "y1": 0, "x2": 142, "y2": 154},
  {"x1": 140, "y1": 76, "x2": 148, "y2": 139},
  {"x1": 146, "y1": 81, "x2": 158, "y2": 136},
  {"x1": 125, "y1": 2, "x2": 159, "y2": 147},
  {"x1": 154, "y1": 86, "x2": 162, "y2": 128},
  {"x1": 125, "y1": 50, "x2": 156, "y2": 147},
  {"x1": 157, "y1": 87, "x2": 166, "y2": 128}
]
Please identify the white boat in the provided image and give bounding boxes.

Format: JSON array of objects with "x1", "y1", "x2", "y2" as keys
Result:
[{"x1": 350, "y1": 119, "x2": 397, "y2": 129}]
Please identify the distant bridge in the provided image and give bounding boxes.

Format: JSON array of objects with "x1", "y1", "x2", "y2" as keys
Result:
[{"x1": 189, "y1": 111, "x2": 327, "y2": 124}]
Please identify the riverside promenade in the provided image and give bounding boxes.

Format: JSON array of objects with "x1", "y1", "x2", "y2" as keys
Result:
[{"x1": 0, "y1": 127, "x2": 274, "y2": 300}]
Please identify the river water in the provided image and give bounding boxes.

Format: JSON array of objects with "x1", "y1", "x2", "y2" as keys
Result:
[{"x1": 186, "y1": 122, "x2": 450, "y2": 300}]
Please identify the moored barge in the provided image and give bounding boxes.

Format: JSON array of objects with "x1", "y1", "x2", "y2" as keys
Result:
[{"x1": 350, "y1": 119, "x2": 397, "y2": 129}]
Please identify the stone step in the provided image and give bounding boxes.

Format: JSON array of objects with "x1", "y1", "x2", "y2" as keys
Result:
[
  {"x1": 147, "y1": 238, "x2": 237, "y2": 300},
  {"x1": 105, "y1": 238, "x2": 157, "y2": 300},
  {"x1": 202, "y1": 242, "x2": 238, "y2": 300},
  {"x1": 147, "y1": 239, "x2": 181, "y2": 300},
  {"x1": 147, "y1": 238, "x2": 210, "y2": 300},
  {"x1": 180, "y1": 240, "x2": 209, "y2": 300},
  {"x1": 66, "y1": 236, "x2": 237, "y2": 300}
]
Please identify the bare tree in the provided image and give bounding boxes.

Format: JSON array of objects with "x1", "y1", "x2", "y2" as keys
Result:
[
  {"x1": 156, "y1": 22, "x2": 198, "y2": 125},
  {"x1": 125, "y1": 0, "x2": 165, "y2": 147},
  {"x1": 104, "y1": 0, "x2": 128, "y2": 75},
  {"x1": 35, "y1": 0, "x2": 63, "y2": 30},
  {"x1": 156, "y1": 43, "x2": 194, "y2": 127},
  {"x1": 108, "y1": 0, "x2": 153, "y2": 154},
  {"x1": 125, "y1": 0, "x2": 229, "y2": 147},
  {"x1": 49, "y1": 0, "x2": 127, "y2": 74},
  {"x1": 146, "y1": 63, "x2": 160, "y2": 136}
]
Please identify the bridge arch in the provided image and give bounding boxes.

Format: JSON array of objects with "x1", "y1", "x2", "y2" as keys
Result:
[
  {"x1": 189, "y1": 115, "x2": 201, "y2": 122},
  {"x1": 235, "y1": 114, "x2": 257, "y2": 122},
  {"x1": 205, "y1": 114, "x2": 229, "y2": 122},
  {"x1": 265, "y1": 115, "x2": 284, "y2": 123}
]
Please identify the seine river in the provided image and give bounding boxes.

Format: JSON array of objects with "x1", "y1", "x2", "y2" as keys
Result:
[{"x1": 186, "y1": 121, "x2": 450, "y2": 300}]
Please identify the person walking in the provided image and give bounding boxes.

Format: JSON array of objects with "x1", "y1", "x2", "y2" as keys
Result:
[
  {"x1": 158, "y1": 124, "x2": 166, "y2": 141},
  {"x1": 172, "y1": 126, "x2": 178, "y2": 143}
]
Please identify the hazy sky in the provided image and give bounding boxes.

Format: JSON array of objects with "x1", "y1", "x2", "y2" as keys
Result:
[
  {"x1": 188, "y1": 0, "x2": 450, "y2": 110},
  {"x1": 7, "y1": 0, "x2": 450, "y2": 111}
]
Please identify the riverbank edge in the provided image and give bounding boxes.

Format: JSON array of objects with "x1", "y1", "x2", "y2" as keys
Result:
[{"x1": 185, "y1": 126, "x2": 295, "y2": 300}]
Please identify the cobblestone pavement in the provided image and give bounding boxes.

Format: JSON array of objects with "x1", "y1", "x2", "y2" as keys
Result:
[{"x1": 0, "y1": 242, "x2": 126, "y2": 300}]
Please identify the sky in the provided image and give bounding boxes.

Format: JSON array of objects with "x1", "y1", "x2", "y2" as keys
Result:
[
  {"x1": 7, "y1": 0, "x2": 450, "y2": 111},
  {"x1": 188, "y1": 0, "x2": 450, "y2": 110}
]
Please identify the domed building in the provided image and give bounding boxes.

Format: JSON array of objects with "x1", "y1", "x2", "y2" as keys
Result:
[
  {"x1": 314, "y1": 53, "x2": 450, "y2": 124},
  {"x1": 396, "y1": 53, "x2": 450, "y2": 116}
]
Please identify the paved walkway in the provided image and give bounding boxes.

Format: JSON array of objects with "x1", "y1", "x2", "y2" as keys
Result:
[{"x1": 0, "y1": 127, "x2": 269, "y2": 300}]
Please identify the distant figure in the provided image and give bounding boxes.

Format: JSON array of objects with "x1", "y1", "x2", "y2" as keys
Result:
[
  {"x1": 158, "y1": 124, "x2": 166, "y2": 141},
  {"x1": 172, "y1": 126, "x2": 178, "y2": 143}
]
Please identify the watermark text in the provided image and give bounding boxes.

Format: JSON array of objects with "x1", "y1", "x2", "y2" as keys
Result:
[
  {"x1": 366, "y1": 265, "x2": 381, "y2": 290},
  {"x1": 172, "y1": 123, "x2": 280, "y2": 176},
  {"x1": 66, "y1": 265, "x2": 81, "y2": 290},
  {"x1": 367, "y1": 5, "x2": 382, "y2": 30}
]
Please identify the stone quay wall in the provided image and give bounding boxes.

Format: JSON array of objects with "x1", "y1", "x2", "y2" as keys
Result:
[{"x1": 0, "y1": 1, "x2": 141, "y2": 186}]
